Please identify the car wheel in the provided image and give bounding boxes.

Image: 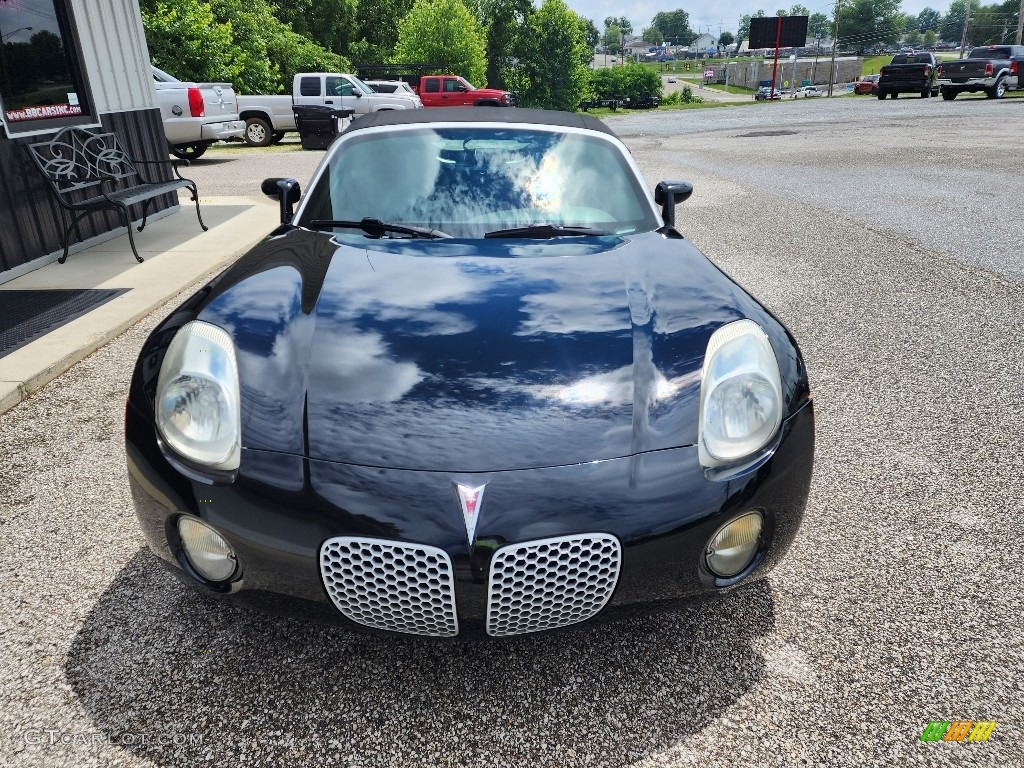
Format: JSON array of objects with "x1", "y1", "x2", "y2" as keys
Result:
[
  {"x1": 941, "y1": 88, "x2": 957, "y2": 100},
  {"x1": 921, "y1": 88, "x2": 929, "y2": 98},
  {"x1": 877, "y1": 91, "x2": 886, "y2": 100},
  {"x1": 987, "y1": 77, "x2": 1006, "y2": 99},
  {"x1": 271, "y1": 131, "x2": 286, "y2": 144},
  {"x1": 169, "y1": 144, "x2": 208, "y2": 160},
  {"x1": 890, "y1": 91, "x2": 899, "y2": 99},
  {"x1": 244, "y1": 117, "x2": 273, "y2": 147}
]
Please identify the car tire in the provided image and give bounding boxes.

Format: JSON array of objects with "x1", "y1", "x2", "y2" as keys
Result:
[
  {"x1": 244, "y1": 117, "x2": 273, "y2": 147},
  {"x1": 271, "y1": 131, "x2": 286, "y2": 144},
  {"x1": 987, "y1": 77, "x2": 1006, "y2": 99},
  {"x1": 921, "y1": 88, "x2": 929, "y2": 98},
  {"x1": 169, "y1": 144, "x2": 208, "y2": 160},
  {"x1": 890, "y1": 91, "x2": 899, "y2": 99},
  {"x1": 877, "y1": 91, "x2": 886, "y2": 100},
  {"x1": 941, "y1": 88, "x2": 957, "y2": 100}
]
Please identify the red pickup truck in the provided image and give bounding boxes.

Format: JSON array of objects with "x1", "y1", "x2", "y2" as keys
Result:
[{"x1": 415, "y1": 75, "x2": 513, "y2": 107}]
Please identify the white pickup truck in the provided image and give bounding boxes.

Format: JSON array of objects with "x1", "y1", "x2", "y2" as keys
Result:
[
  {"x1": 236, "y1": 72, "x2": 420, "y2": 146},
  {"x1": 152, "y1": 66, "x2": 244, "y2": 159}
]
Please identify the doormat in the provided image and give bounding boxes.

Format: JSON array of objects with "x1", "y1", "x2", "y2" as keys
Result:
[{"x1": 0, "y1": 289, "x2": 128, "y2": 360}]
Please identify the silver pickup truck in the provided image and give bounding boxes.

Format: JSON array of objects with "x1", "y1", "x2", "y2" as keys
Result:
[
  {"x1": 236, "y1": 72, "x2": 420, "y2": 146},
  {"x1": 152, "y1": 66, "x2": 244, "y2": 159}
]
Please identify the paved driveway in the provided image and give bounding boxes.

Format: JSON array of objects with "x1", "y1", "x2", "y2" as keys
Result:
[{"x1": 2, "y1": 99, "x2": 1021, "y2": 767}]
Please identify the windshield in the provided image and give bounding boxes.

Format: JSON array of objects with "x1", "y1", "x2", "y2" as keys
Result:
[
  {"x1": 968, "y1": 47, "x2": 1012, "y2": 59},
  {"x1": 350, "y1": 75, "x2": 376, "y2": 95},
  {"x1": 297, "y1": 126, "x2": 660, "y2": 239}
]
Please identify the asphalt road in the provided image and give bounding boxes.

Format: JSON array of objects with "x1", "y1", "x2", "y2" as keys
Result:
[{"x1": 2, "y1": 97, "x2": 1022, "y2": 767}]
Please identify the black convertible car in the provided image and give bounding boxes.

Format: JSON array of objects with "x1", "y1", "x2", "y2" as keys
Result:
[{"x1": 126, "y1": 108, "x2": 814, "y2": 637}]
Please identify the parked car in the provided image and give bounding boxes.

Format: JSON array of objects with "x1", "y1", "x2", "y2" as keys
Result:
[
  {"x1": 853, "y1": 75, "x2": 880, "y2": 95},
  {"x1": 125, "y1": 107, "x2": 814, "y2": 638},
  {"x1": 798, "y1": 85, "x2": 821, "y2": 97},
  {"x1": 877, "y1": 52, "x2": 939, "y2": 99},
  {"x1": 627, "y1": 92, "x2": 660, "y2": 108},
  {"x1": 237, "y1": 73, "x2": 421, "y2": 146},
  {"x1": 414, "y1": 75, "x2": 513, "y2": 107},
  {"x1": 755, "y1": 86, "x2": 783, "y2": 100},
  {"x1": 364, "y1": 79, "x2": 423, "y2": 107},
  {"x1": 937, "y1": 45, "x2": 1024, "y2": 99},
  {"x1": 151, "y1": 66, "x2": 244, "y2": 159}
]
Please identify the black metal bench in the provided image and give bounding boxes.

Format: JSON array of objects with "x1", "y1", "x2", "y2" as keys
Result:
[{"x1": 27, "y1": 126, "x2": 207, "y2": 264}]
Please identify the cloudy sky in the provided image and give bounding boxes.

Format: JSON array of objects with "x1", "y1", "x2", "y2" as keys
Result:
[{"x1": 564, "y1": 1, "x2": 950, "y2": 36}]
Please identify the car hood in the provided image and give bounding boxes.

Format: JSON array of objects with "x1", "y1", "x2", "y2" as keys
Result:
[{"x1": 199, "y1": 229, "x2": 802, "y2": 472}]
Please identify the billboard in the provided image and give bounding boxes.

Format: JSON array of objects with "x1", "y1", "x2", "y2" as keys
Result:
[{"x1": 749, "y1": 16, "x2": 809, "y2": 50}]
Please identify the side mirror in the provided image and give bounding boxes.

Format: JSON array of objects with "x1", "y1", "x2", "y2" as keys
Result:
[
  {"x1": 354, "y1": 90, "x2": 363, "y2": 98},
  {"x1": 457, "y1": 84, "x2": 467, "y2": 92},
  {"x1": 654, "y1": 180, "x2": 693, "y2": 228},
  {"x1": 261, "y1": 177, "x2": 302, "y2": 224}
]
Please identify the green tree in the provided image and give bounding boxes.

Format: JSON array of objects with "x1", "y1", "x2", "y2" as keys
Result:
[
  {"x1": 836, "y1": 0, "x2": 905, "y2": 54},
  {"x1": 582, "y1": 17, "x2": 601, "y2": 49},
  {"x1": 351, "y1": 0, "x2": 416, "y2": 63},
  {"x1": 482, "y1": 0, "x2": 533, "y2": 90},
  {"x1": 643, "y1": 26, "x2": 664, "y2": 44},
  {"x1": 394, "y1": 0, "x2": 487, "y2": 85},
  {"x1": 922, "y1": 29, "x2": 938, "y2": 46},
  {"x1": 739, "y1": 11, "x2": 766, "y2": 41},
  {"x1": 808, "y1": 11, "x2": 830, "y2": 38},
  {"x1": 917, "y1": 7, "x2": 943, "y2": 31},
  {"x1": 939, "y1": 0, "x2": 979, "y2": 44},
  {"x1": 650, "y1": 9, "x2": 694, "y2": 45},
  {"x1": 789, "y1": 4, "x2": 810, "y2": 15},
  {"x1": 603, "y1": 24, "x2": 623, "y2": 53},
  {"x1": 208, "y1": 0, "x2": 279, "y2": 93},
  {"x1": 142, "y1": 0, "x2": 243, "y2": 84},
  {"x1": 604, "y1": 16, "x2": 632, "y2": 35},
  {"x1": 719, "y1": 31, "x2": 735, "y2": 47},
  {"x1": 517, "y1": 0, "x2": 590, "y2": 110},
  {"x1": 273, "y1": 0, "x2": 357, "y2": 55}
]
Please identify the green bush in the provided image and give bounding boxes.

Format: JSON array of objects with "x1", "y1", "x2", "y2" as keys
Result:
[{"x1": 588, "y1": 63, "x2": 661, "y2": 103}]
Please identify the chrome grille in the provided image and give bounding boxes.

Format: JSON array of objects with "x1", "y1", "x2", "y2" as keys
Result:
[
  {"x1": 320, "y1": 537, "x2": 458, "y2": 637},
  {"x1": 486, "y1": 534, "x2": 622, "y2": 637}
]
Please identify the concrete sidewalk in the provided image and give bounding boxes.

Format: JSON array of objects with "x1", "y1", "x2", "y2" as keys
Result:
[{"x1": 0, "y1": 195, "x2": 276, "y2": 415}]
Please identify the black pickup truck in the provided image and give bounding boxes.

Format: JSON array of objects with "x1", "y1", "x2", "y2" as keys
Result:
[
  {"x1": 936, "y1": 45, "x2": 1024, "y2": 100},
  {"x1": 877, "y1": 52, "x2": 939, "y2": 99}
]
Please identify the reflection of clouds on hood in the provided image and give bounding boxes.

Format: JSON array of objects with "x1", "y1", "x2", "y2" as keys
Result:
[
  {"x1": 472, "y1": 366, "x2": 701, "y2": 407},
  {"x1": 319, "y1": 253, "x2": 486, "y2": 336},
  {"x1": 309, "y1": 394, "x2": 635, "y2": 472},
  {"x1": 309, "y1": 321, "x2": 423, "y2": 403},
  {"x1": 210, "y1": 267, "x2": 300, "y2": 329},
  {"x1": 514, "y1": 257, "x2": 630, "y2": 336}
]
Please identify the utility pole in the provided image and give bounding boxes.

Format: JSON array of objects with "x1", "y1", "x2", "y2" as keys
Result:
[
  {"x1": 1016, "y1": 0, "x2": 1023, "y2": 45},
  {"x1": 959, "y1": 1, "x2": 972, "y2": 58},
  {"x1": 827, "y1": 0, "x2": 841, "y2": 96}
]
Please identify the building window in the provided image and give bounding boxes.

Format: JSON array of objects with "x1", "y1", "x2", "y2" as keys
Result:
[{"x1": 0, "y1": 0, "x2": 94, "y2": 135}]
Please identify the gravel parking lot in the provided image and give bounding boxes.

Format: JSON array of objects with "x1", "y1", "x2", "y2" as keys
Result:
[{"x1": 2, "y1": 98, "x2": 1022, "y2": 767}]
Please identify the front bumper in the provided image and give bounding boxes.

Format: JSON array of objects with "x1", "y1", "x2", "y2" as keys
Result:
[{"x1": 127, "y1": 400, "x2": 814, "y2": 637}]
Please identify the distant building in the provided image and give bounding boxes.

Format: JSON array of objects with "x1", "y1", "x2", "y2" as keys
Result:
[{"x1": 688, "y1": 33, "x2": 716, "y2": 53}]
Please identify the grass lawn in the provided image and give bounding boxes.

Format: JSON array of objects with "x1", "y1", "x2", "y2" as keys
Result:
[
  {"x1": 704, "y1": 83, "x2": 756, "y2": 95},
  {"x1": 861, "y1": 55, "x2": 890, "y2": 75}
]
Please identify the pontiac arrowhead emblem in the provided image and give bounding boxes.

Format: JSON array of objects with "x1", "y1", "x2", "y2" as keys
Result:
[{"x1": 456, "y1": 483, "x2": 486, "y2": 544}]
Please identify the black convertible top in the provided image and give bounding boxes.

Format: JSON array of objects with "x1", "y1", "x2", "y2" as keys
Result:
[{"x1": 341, "y1": 107, "x2": 618, "y2": 138}]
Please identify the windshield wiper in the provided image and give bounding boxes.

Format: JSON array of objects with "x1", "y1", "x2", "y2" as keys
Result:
[
  {"x1": 484, "y1": 223, "x2": 609, "y2": 239},
  {"x1": 308, "y1": 218, "x2": 450, "y2": 239}
]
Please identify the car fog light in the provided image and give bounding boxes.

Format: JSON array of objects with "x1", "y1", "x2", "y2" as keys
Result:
[
  {"x1": 177, "y1": 517, "x2": 237, "y2": 582},
  {"x1": 706, "y1": 511, "x2": 763, "y2": 578}
]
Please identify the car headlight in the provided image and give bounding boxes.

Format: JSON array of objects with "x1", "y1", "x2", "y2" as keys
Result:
[
  {"x1": 156, "y1": 320, "x2": 241, "y2": 471},
  {"x1": 698, "y1": 319, "x2": 783, "y2": 467}
]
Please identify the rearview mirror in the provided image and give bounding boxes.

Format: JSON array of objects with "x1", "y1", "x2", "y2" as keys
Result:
[
  {"x1": 261, "y1": 177, "x2": 302, "y2": 224},
  {"x1": 654, "y1": 180, "x2": 693, "y2": 228}
]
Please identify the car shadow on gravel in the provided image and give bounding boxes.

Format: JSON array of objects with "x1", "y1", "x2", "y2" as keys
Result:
[{"x1": 64, "y1": 549, "x2": 775, "y2": 766}]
